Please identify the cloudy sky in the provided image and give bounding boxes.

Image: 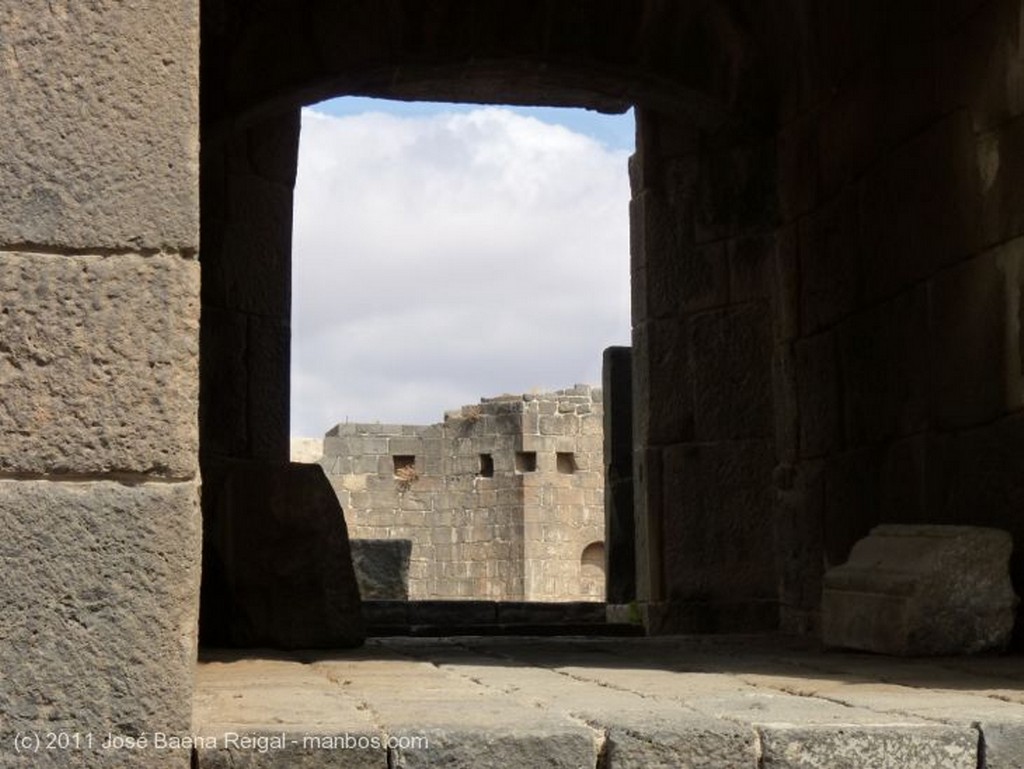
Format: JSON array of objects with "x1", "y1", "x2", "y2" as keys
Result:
[{"x1": 290, "y1": 97, "x2": 634, "y2": 437}]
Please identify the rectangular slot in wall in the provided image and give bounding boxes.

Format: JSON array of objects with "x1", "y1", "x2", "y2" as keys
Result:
[
  {"x1": 514, "y1": 451, "x2": 537, "y2": 473},
  {"x1": 478, "y1": 453, "x2": 494, "y2": 477},
  {"x1": 556, "y1": 451, "x2": 577, "y2": 474},
  {"x1": 393, "y1": 454, "x2": 417, "y2": 479}
]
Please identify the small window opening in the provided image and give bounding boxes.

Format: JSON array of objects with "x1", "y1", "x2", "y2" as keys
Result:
[
  {"x1": 514, "y1": 451, "x2": 537, "y2": 473},
  {"x1": 393, "y1": 455, "x2": 417, "y2": 479},
  {"x1": 556, "y1": 452, "x2": 577, "y2": 474},
  {"x1": 478, "y1": 453, "x2": 494, "y2": 477}
]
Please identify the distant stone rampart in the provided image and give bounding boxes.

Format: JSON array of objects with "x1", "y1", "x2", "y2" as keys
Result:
[{"x1": 315, "y1": 386, "x2": 605, "y2": 601}]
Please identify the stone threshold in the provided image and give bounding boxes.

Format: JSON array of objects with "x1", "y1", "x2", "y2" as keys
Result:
[{"x1": 192, "y1": 635, "x2": 1024, "y2": 768}]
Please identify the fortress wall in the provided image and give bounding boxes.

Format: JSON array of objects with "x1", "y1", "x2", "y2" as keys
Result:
[{"x1": 321, "y1": 387, "x2": 605, "y2": 601}]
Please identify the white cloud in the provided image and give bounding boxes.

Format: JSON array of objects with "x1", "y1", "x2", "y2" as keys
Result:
[{"x1": 290, "y1": 106, "x2": 632, "y2": 436}]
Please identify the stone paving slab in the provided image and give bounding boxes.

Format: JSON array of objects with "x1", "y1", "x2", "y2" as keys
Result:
[{"x1": 193, "y1": 636, "x2": 1024, "y2": 768}]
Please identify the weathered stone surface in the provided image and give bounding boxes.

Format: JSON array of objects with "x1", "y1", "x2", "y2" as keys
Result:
[
  {"x1": 633, "y1": 318, "x2": 694, "y2": 446},
  {"x1": 661, "y1": 439, "x2": 776, "y2": 616},
  {"x1": 798, "y1": 189, "x2": 860, "y2": 335},
  {"x1": 0, "y1": 252, "x2": 199, "y2": 477},
  {"x1": 200, "y1": 460, "x2": 365, "y2": 649},
  {"x1": 775, "y1": 460, "x2": 825, "y2": 634},
  {"x1": 823, "y1": 524, "x2": 1017, "y2": 655},
  {"x1": 605, "y1": 714, "x2": 756, "y2": 768},
  {"x1": 691, "y1": 304, "x2": 773, "y2": 441},
  {"x1": 860, "y1": 112, "x2": 982, "y2": 301},
  {"x1": 246, "y1": 314, "x2": 291, "y2": 462},
  {"x1": 929, "y1": 248, "x2": 1008, "y2": 429},
  {"x1": 840, "y1": 284, "x2": 930, "y2": 445},
  {"x1": 759, "y1": 725, "x2": 977, "y2": 769},
  {"x1": 350, "y1": 539, "x2": 412, "y2": 600},
  {"x1": 391, "y1": 727, "x2": 595, "y2": 769},
  {"x1": 0, "y1": 1, "x2": 198, "y2": 249},
  {"x1": 0, "y1": 481, "x2": 200, "y2": 768},
  {"x1": 695, "y1": 135, "x2": 776, "y2": 243},
  {"x1": 983, "y1": 721, "x2": 1024, "y2": 769},
  {"x1": 795, "y1": 332, "x2": 842, "y2": 459},
  {"x1": 193, "y1": 656, "x2": 383, "y2": 769}
]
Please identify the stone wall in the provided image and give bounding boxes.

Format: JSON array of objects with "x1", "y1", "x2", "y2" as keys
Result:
[
  {"x1": 320, "y1": 387, "x2": 605, "y2": 601},
  {"x1": 770, "y1": 0, "x2": 1024, "y2": 639},
  {"x1": 0, "y1": 2, "x2": 201, "y2": 767}
]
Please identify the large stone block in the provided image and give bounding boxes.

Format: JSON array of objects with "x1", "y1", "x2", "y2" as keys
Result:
[
  {"x1": 980, "y1": 114, "x2": 1024, "y2": 246},
  {"x1": 940, "y1": 0, "x2": 1024, "y2": 133},
  {"x1": 860, "y1": 112, "x2": 982, "y2": 301},
  {"x1": 929, "y1": 248, "x2": 1007, "y2": 429},
  {"x1": 759, "y1": 724, "x2": 977, "y2": 769},
  {"x1": 795, "y1": 332, "x2": 842, "y2": 459},
  {"x1": 840, "y1": 284, "x2": 930, "y2": 445},
  {"x1": 691, "y1": 304, "x2": 773, "y2": 441},
  {"x1": 775, "y1": 460, "x2": 825, "y2": 629},
  {"x1": 798, "y1": 189, "x2": 860, "y2": 336},
  {"x1": 200, "y1": 460, "x2": 364, "y2": 649},
  {"x1": 695, "y1": 134, "x2": 776, "y2": 243},
  {"x1": 0, "y1": 1, "x2": 198, "y2": 249},
  {"x1": 632, "y1": 318, "x2": 694, "y2": 447},
  {"x1": 0, "y1": 481, "x2": 200, "y2": 768},
  {"x1": 662, "y1": 439, "x2": 776, "y2": 605},
  {"x1": 823, "y1": 524, "x2": 1017, "y2": 655},
  {"x1": 203, "y1": 171, "x2": 293, "y2": 317},
  {"x1": 0, "y1": 252, "x2": 199, "y2": 476}
]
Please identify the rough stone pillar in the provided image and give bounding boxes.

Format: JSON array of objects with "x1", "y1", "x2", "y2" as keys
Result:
[
  {"x1": 0, "y1": 3, "x2": 201, "y2": 768},
  {"x1": 603, "y1": 346, "x2": 636, "y2": 604}
]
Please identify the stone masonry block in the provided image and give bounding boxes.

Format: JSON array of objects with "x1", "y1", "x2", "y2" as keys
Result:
[
  {"x1": 691, "y1": 304, "x2": 773, "y2": 440},
  {"x1": 0, "y1": 252, "x2": 199, "y2": 476},
  {"x1": 771, "y1": 225, "x2": 799, "y2": 342},
  {"x1": 728, "y1": 233, "x2": 773, "y2": 303},
  {"x1": 980, "y1": 113, "x2": 1024, "y2": 246},
  {"x1": 940, "y1": 0, "x2": 1024, "y2": 133},
  {"x1": 247, "y1": 314, "x2": 290, "y2": 462},
  {"x1": 199, "y1": 306, "x2": 248, "y2": 459},
  {"x1": 798, "y1": 189, "x2": 860, "y2": 336},
  {"x1": 662, "y1": 440, "x2": 775, "y2": 603},
  {"x1": 772, "y1": 342, "x2": 799, "y2": 464},
  {"x1": 795, "y1": 332, "x2": 842, "y2": 459},
  {"x1": 0, "y1": 1, "x2": 198, "y2": 249},
  {"x1": 632, "y1": 319, "x2": 694, "y2": 447},
  {"x1": 860, "y1": 112, "x2": 982, "y2": 300},
  {"x1": 759, "y1": 724, "x2": 977, "y2": 769},
  {"x1": 205, "y1": 173, "x2": 292, "y2": 317},
  {"x1": 823, "y1": 524, "x2": 1017, "y2": 655},
  {"x1": 840, "y1": 284, "x2": 930, "y2": 445},
  {"x1": 1, "y1": 481, "x2": 200, "y2": 768},
  {"x1": 929, "y1": 248, "x2": 1007, "y2": 429}
]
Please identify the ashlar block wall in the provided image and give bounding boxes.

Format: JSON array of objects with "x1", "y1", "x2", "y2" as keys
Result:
[
  {"x1": 0, "y1": 3, "x2": 201, "y2": 767},
  {"x1": 320, "y1": 387, "x2": 605, "y2": 602}
]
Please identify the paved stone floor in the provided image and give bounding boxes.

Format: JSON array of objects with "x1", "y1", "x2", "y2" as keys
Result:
[{"x1": 193, "y1": 635, "x2": 1024, "y2": 768}]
